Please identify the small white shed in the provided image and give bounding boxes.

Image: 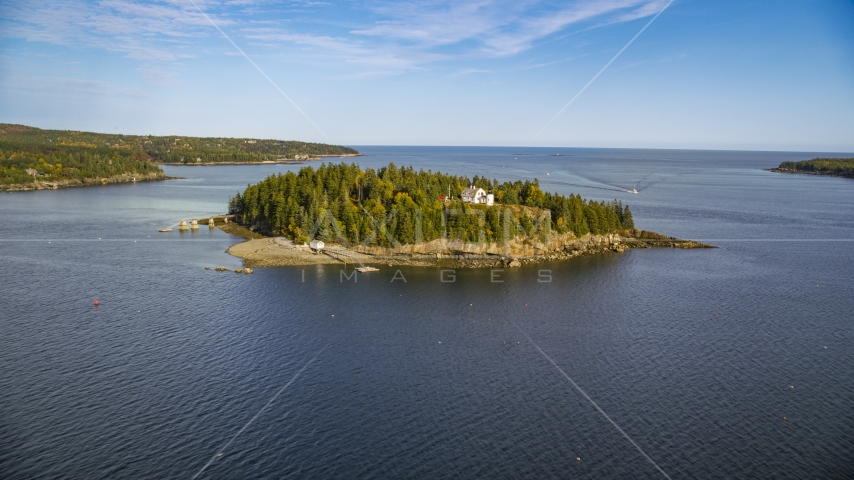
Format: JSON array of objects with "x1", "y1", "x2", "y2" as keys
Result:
[{"x1": 309, "y1": 239, "x2": 325, "y2": 251}]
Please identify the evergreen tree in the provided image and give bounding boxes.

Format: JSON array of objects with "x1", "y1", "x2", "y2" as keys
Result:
[{"x1": 231, "y1": 161, "x2": 637, "y2": 246}]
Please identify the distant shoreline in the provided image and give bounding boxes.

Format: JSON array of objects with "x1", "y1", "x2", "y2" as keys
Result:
[
  {"x1": 157, "y1": 154, "x2": 362, "y2": 166},
  {"x1": 767, "y1": 158, "x2": 854, "y2": 179},
  {"x1": 766, "y1": 168, "x2": 854, "y2": 179},
  {"x1": 160, "y1": 161, "x2": 308, "y2": 166},
  {"x1": 1, "y1": 124, "x2": 362, "y2": 185}
]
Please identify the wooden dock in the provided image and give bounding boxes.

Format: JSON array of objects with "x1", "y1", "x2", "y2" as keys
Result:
[{"x1": 324, "y1": 248, "x2": 378, "y2": 272}]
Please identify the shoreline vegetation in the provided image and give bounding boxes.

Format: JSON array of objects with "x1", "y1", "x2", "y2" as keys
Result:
[
  {"x1": 221, "y1": 162, "x2": 713, "y2": 268},
  {"x1": 1, "y1": 171, "x2": 177, "y2": 192},
  {"x1": 0, "y1": 123, "x2": 360, "y2": 191},
  {"x1": 767, "y1": 158, "x2": 854, "y2": 178}
]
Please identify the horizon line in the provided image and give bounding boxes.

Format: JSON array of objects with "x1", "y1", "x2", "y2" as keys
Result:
[
  {"x1": 2, "y1": 121, "x2": 852, "y2": 154},
  {"x1": 341, "y1": 144, "x2": 854, "y2": 154}
]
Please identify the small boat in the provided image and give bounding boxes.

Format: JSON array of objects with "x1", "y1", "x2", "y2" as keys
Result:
[
  {"x1": 158, "y1": 228, "x2": 172, "y2": 232},
  {"x1": 632, "y1": 189, "x2": 638, "y2": 194},
  {"x1": 356, "y1": 266, "x2": 379, "y2": 272}
]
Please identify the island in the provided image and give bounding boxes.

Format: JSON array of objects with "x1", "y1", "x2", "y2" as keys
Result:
[
  {"x1": 0, "y1": 124, "x2": 360, "y2": 191},
  {"x1": 768, "y1": 157, "x2": 854, "y2": 178},
  {"x1": 221, "y1": 162, "x2": 712, "y2": 268}
]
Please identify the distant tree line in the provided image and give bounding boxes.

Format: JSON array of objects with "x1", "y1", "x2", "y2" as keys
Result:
[
  {"x1": 149, "y1": 139, "x2": 357, "y2": 164},
  {"x1": 778, "y1": 158, "x2": 854, "y2": 177},
  {"x1": 0, "y1": 127, "x2": 161, "y2": 185},
  {"x1": 229, "y1": 162, "x2": 634, "y2": 246},
  {"x1": 0, "y1": 123, "x2": 359, "y2": 177}
]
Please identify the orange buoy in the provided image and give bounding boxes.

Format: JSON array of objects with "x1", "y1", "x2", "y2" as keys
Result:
[{"x1": 94, "y1": 300, "x2": 99, "y2": 306}]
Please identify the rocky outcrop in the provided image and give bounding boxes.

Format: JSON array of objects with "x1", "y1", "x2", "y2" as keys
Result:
[
  {"x1": 228, "y1": 230, "x2": 714, "y2": 269},
  {"x1": 346, "y1": 229, "x2": 712, "y2": 266},
  {"x1": 766, "y1": 168, "x2": 854, "y2": 179},
  {"x1": 0, "y1": 171, "x2": 171, "y2": 192}
]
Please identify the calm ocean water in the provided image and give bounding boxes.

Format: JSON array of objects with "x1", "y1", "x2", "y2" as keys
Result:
[{"x1": 1, "y1": 147, "x2": 852, "y2": 479}]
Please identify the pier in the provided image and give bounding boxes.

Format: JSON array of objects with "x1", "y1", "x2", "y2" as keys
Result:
[{"x1": 324, "y1": 248, "x2": 379, "y2": 272}]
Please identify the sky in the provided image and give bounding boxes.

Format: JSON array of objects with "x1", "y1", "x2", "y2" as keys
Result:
[{"x1": 1, "y1": 0, "x2": 853, "y2": 151}]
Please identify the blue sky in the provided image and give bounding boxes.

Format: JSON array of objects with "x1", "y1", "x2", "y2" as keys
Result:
[{"x1": 1, "y1": 0, "x2": 853, "y2": 151}]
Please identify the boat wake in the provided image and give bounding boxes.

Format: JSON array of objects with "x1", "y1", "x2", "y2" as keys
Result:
[
  {"x1": 543, "y1": 179, "x2": 631, "y2": 194},
  {"x1": 555, "y1": 170, "x2": 634, "y2": 194},
  {"x1": 633, "y1": 173, "x2": 683, "y2": 193}
]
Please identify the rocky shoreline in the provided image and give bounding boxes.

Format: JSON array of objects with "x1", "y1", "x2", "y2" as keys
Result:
[
  {"x1": 0, "y1": 171, "x2": 174, "y2": 192},
  {"x1": 766, "y1": 168, "x2": 854, "y2": 179},
  {"x1": 226, "y1": 229, "x2": 714, "y2": 269},
  {"x1": 157, "y1": 153, "x2": 362, "y2": 167},
  {"x1": 159, "y1": 161, "x2": 310, "y2": 166}
]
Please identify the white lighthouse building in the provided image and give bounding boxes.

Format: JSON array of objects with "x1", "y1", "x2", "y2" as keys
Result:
[{"x1": 460, "y1": 186, "x2": 494, "y2": 206}]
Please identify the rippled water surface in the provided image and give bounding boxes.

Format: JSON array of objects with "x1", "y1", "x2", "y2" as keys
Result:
[{"x1": 1, "y1": 147, "x2": 853, "y2": 479}]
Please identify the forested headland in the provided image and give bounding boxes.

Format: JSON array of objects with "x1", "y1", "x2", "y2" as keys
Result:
[
  {"x1": 229, "y1": 162, "x2": 635, "y2": 246},
  {"x1": 1, "y1": 124, "x2": 165, "y2": 189},
  {"x1": 771, "y1": 158, "x2": 854, "y2": 178},
  {"x1": 0, "y1": 124, "x2": 360, "y2": 189}
]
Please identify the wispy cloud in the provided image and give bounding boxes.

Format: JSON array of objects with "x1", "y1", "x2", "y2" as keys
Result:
[
  {"x1": 1, "y1": 0, "x2": 230, "y2": 62},
  {"x1": 482, "y1": 0, "x2": 660, "y2": 55},
  {"x1": 243, "y1": 28, "x2": 445, "y2": 71},
  {"x1": 351, "y1": 0, "x2": 665, "y2": 56},
  {"x1": 518, "y1": 54, "x2": 590, "y2": 70},
  {"x1": 452, "y1": 68, "x2": 494, "y2": 76},
  {"x1": 236, "y1": 0, "x2": 670, "y2": 76},
  {"x1": 617, "y1": 52, "x2": 686, "y2": 70},
  {"x1": 351, "y1": 1, "x2": 533, "y2": 47},
  {"x1": 135, "y1": 66, "x2": 180, "y2": 86},
  {"x1": 1, "y1": 74, "x2": 152, "y2": 98},
  {"x1": 1, "y1": 0, "x2": 670, "y2": 76}
]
